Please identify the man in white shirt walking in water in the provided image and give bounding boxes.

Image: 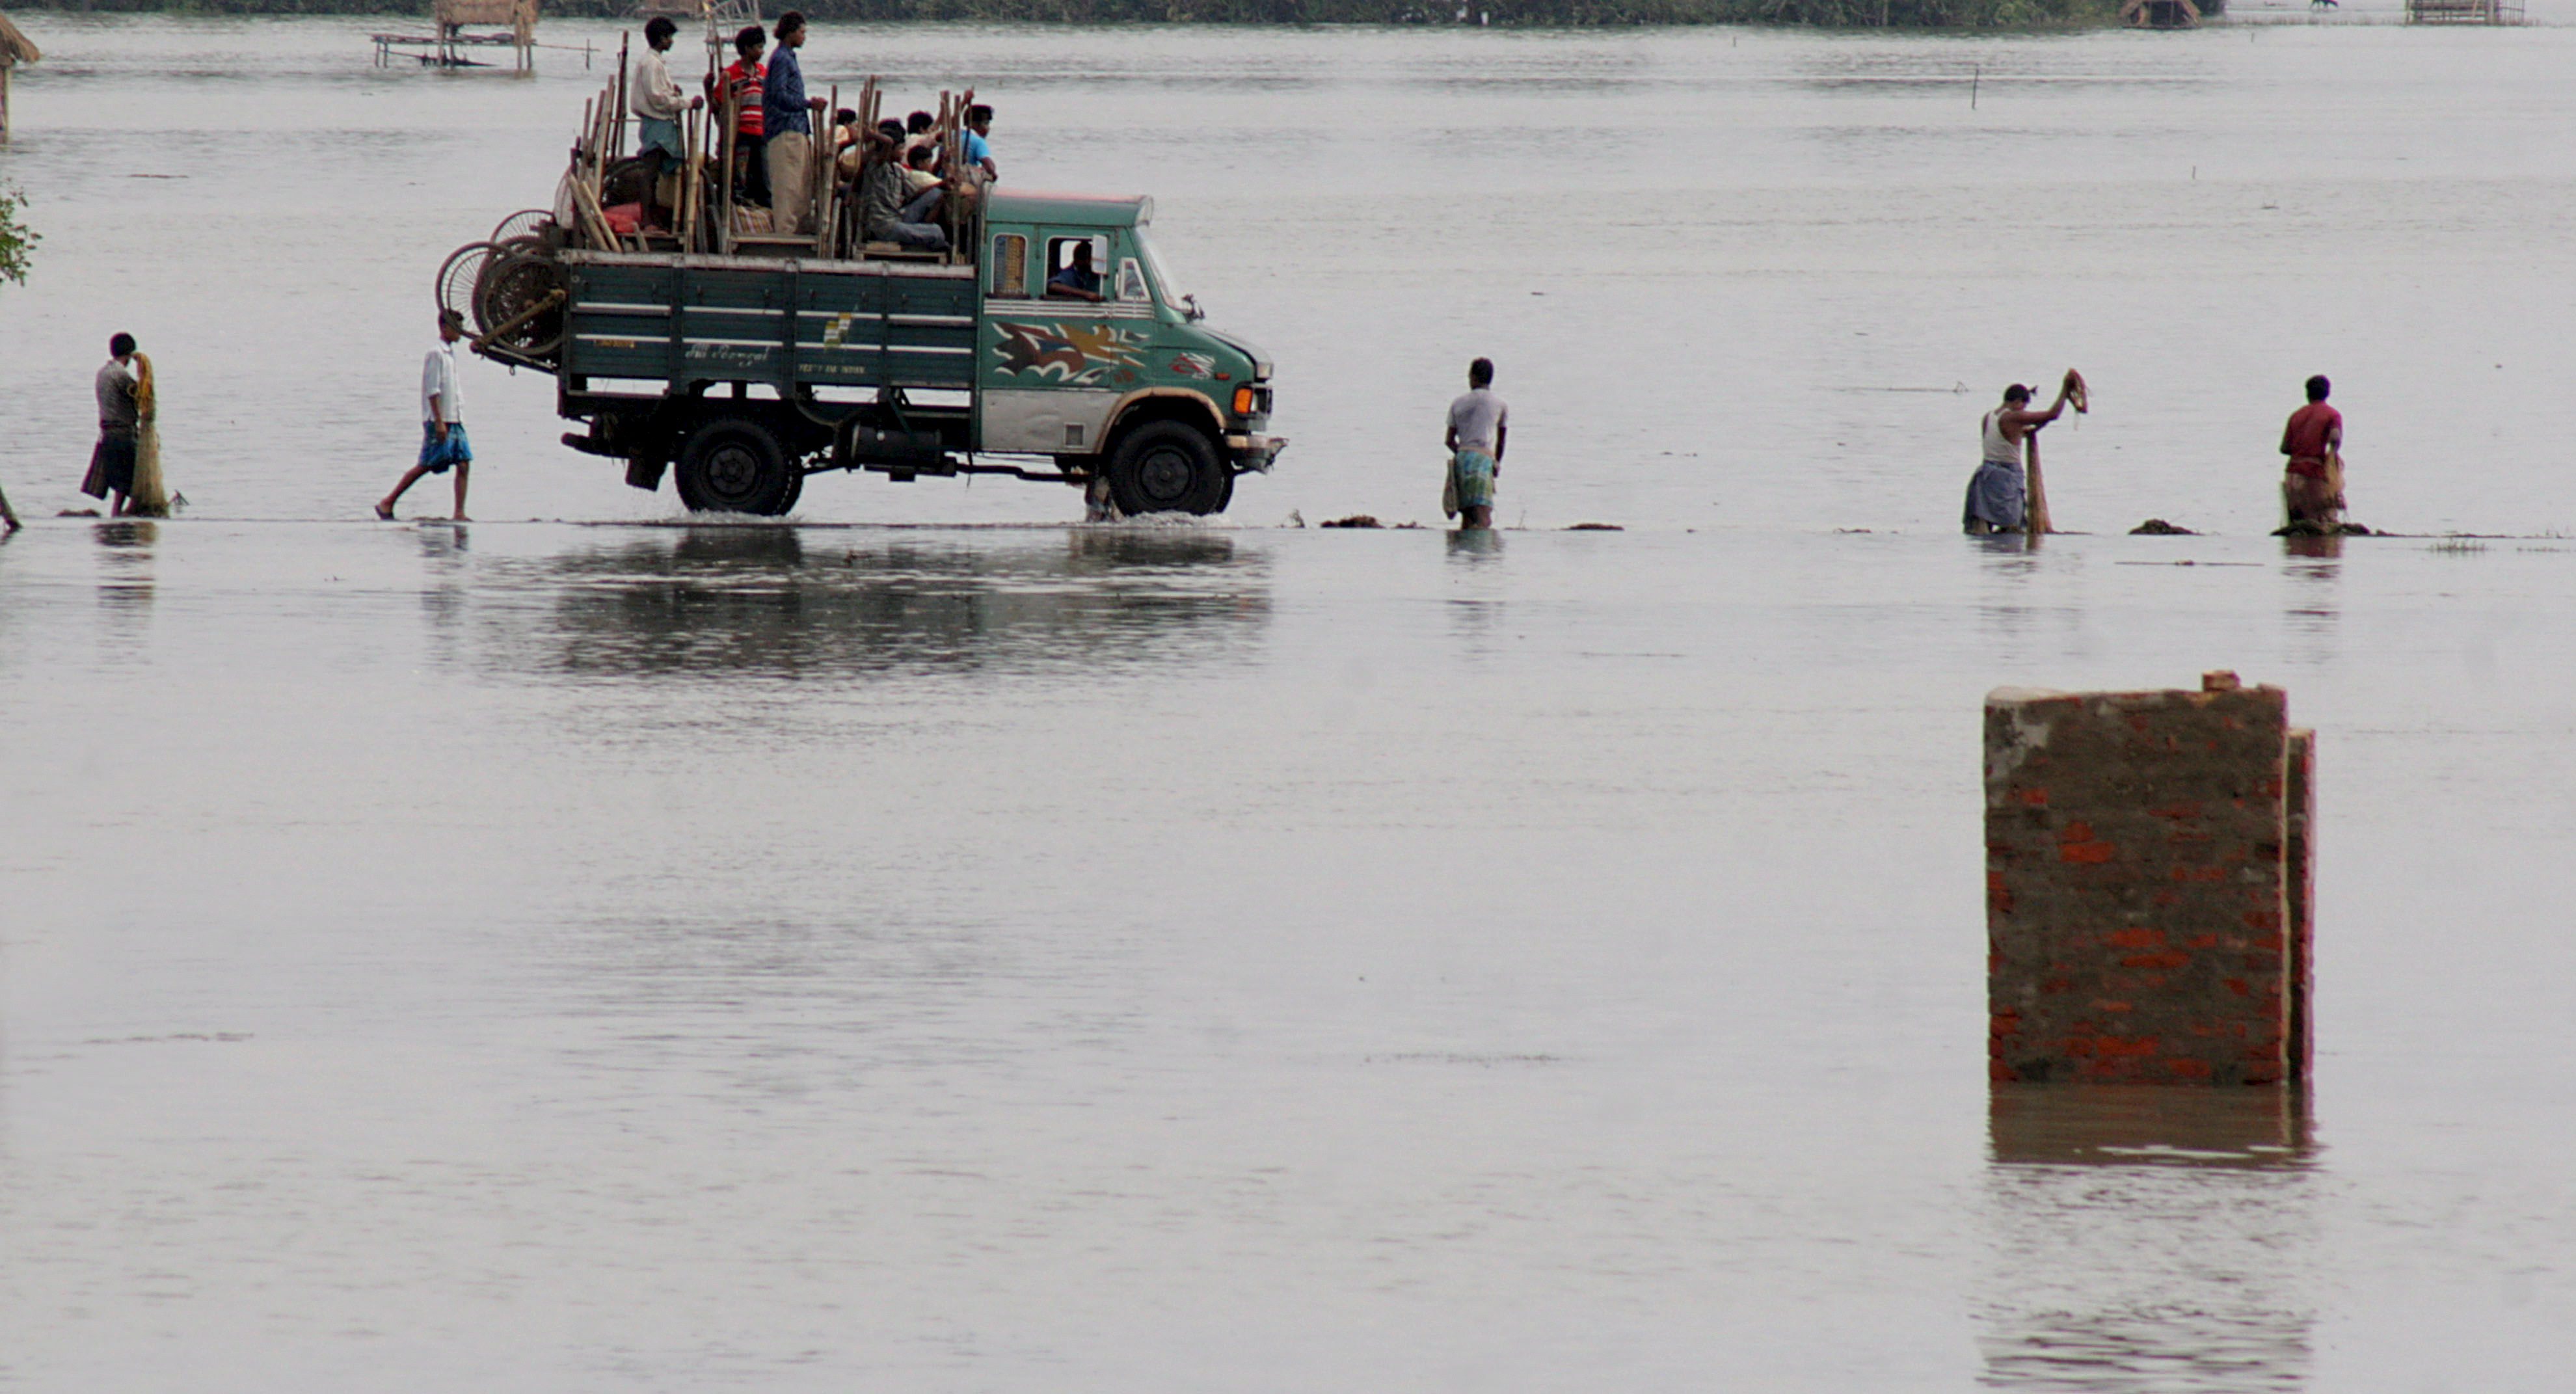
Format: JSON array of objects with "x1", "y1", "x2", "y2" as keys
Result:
[
  {"x1": 1443, "y1": 356, "x2": 1507, "y2": 530},
  {"x1": 377, "y1": 308, "x2": 474, "y2": 522}
]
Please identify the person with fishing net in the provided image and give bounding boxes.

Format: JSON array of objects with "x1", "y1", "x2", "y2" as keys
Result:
[
  {"x1": 2278, "y1": 375, "x2": 2344, "y2": 533},
  {"x1": 1964, "y1": 369, "x2": 2084, "y2": 536}
]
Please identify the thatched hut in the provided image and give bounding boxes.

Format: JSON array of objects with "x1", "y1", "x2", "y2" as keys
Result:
[
  {"x1": 433, "y1": 0, "x2": 538, "y2": 69},
  {"x1": 0, "y1": 12, "x2": 39, "y2": 144}
]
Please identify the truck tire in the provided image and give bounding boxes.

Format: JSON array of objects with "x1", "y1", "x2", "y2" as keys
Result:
[
  {"x1": 675, "y1": 418, "x2": 799, "y2": 516},
  {"x1": 1106, "y1": 420, "x2": 1227, "y2": 516}
]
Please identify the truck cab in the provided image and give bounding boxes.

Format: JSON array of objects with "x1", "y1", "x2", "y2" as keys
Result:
[{"x1": 976, "y1": 193, "x2": 1278, "y2": 515}]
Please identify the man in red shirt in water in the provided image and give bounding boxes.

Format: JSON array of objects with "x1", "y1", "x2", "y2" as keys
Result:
[{"x1": 2279, "y1": 374, "x2": 2344, "y2": 530}]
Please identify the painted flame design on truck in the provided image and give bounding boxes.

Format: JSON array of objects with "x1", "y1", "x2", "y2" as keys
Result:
[{"x1": 993, "y1": 321, "x2": 1149, "y2": 385}]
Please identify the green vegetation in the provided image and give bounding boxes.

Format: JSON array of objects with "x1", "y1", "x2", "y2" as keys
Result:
[
  {"x1": 27, "y1": 0, "x2": 2127, "y2": 26},
  {"x1": 0, "y1": 184, "x2": 36, "y2": 288}
]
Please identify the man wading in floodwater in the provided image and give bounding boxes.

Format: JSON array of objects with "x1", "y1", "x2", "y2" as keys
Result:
[
  {"x1": 377, "y1": 309, "x2": 474, "y2": 522},
  {"x1": 2279, "y1": 374, "x2": 2344, "y2": 531},
  {"x1": 1444, "y1": 356, "x2": 1507, "y2": 529},
  {"x1": 82, "y1": 333, "x2": 142, "y2": 516},
  {"x1": 1963, "y1": 377, "x2": 2074, "y2": 535}
]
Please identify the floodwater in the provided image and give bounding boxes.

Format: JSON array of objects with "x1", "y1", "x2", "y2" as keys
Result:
[{"x1": 4, "y1": 12, "x2": 2575, "y2": 1392}]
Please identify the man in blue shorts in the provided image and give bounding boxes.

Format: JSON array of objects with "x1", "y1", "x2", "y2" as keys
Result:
[{"x1": 377, "y1": 309, "x2": 474, "y2": 521}]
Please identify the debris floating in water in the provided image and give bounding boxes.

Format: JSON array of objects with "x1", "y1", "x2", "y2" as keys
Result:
[
  {"x1": 1321, "y1": 515, "x2": 1383, "y2": 529},
  {"x1": 2131, "y1": 518, "x2": 2197, "y2": 535},
  {"x1": 1567, "y1": 522, "x2": 1624, "y2": 531}
]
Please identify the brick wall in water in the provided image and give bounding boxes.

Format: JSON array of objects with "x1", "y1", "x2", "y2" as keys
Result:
[{"x1": 1985, "y1": 675, "x2": 2314, "y2": 1086}]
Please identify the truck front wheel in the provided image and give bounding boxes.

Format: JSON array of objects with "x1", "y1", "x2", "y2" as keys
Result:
[
  {"x1": 1106, "y1": 420, "x2": 1227, "y2": 516},
  {"x1": 675, "y1": 418, "x2": 799, "y2": 516}
]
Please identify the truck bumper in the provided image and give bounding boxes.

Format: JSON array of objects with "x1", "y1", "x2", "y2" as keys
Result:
[{"x1": 1226, "y1": 433, "x2": 1287, "y2": 474}]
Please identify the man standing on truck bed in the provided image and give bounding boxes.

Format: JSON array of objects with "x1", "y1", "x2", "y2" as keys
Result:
[
  {"x1": 1444, "y1": 357, "x2": 1507, "y2": 530},
  {"x1": 708, "y1": 25, "x2": 768, "y2": 209},
  {"x1": 761, "y1": 12, "x2": 819, "y2": 236},
  {"x1": 630, "y1": 17, "x2": 701, "y2": 234},
  {"x1": 377, "y1": 309, "x2": 474, "y2": 522}
]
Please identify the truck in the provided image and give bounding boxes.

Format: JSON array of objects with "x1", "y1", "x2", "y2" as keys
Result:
[{"x1": 445, "y1": 133, "x2": 1283, "y2": 517}]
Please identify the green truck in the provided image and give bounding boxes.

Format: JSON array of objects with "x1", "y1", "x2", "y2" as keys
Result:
[{"x1": 457, "y1": 192, "x2": 1281, "y2": 516}]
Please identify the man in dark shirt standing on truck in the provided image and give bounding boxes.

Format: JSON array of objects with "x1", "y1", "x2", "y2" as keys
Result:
[{"x1": 761, "y1": 12, "x2": 820, "y2": 235}]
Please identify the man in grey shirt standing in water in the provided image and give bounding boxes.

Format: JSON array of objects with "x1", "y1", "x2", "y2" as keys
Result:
[{"x1": 1444, "y1": 356, "x2": 1507, "y2": 530}]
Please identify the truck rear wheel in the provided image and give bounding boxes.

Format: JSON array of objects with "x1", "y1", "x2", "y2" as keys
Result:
[
  {"x1": 1107, "y1": 420, "x2": 1227, "y2": 516},
  {"x1": 675, "y1": 418, "x2": 799, "y2": 516}
]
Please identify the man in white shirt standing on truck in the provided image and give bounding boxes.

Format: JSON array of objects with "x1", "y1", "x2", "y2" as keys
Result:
[{"x1": 377, "y1": 308, "x2": 474, "y2": 522}]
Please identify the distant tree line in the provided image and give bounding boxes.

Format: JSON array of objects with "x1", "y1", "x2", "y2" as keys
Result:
[{"x1": 22, "y1": 0, "x2": 2131, "y2": 26}]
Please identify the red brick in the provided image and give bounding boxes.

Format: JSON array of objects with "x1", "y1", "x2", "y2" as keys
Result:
[{"x1": 1987, "y1": 678, "x2": 2307, "y2": 1088}]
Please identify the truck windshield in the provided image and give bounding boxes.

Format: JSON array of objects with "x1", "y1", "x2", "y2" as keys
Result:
[{"x1": 1134, "y1": 228, "x2": 1189, "y2": 314}]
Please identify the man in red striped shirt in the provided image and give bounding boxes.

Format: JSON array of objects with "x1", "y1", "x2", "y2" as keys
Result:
[{"x1": 704, "y1": 25, "x2": 770, "y2": 208}]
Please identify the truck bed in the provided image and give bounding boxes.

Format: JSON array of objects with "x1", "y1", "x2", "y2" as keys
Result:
[{"x1": 561, "y1": 250, "x2": 980, "y2": 397}]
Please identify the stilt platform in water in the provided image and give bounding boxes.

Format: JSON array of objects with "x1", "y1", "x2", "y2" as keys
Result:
[{"x1": 2406, "y1": 0, "x2": 2521, "y2": 21}]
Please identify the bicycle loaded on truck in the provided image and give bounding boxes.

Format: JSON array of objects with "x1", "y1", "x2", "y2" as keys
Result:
[{"x1": 435, "y1": 68, "x2": 1284, "y2": 517}]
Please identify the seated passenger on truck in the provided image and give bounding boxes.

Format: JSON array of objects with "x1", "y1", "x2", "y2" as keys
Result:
[
  {"x1": 962, "y1": 105, "x2": 997, "y2": 185},
  {"x1": 829, "y1": 108, "x2": 864, "y2": 181},
  {"x1": 902, "y1": 145, "x2": 942, "y2": 200},
  {"x1": 859, "y1": 119, "x2": 948, "y2": 252},
  {"x1": 1045, "y1": 242, "x2": 1106, "y2": 302},
  {"x1": 904, "y1": 111, "x2": 939, "y2": 169}
]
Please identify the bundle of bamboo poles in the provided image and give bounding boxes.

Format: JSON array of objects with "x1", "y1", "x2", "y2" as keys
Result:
[
  {"x1": 563, "y1": 31, "x2": 632, "y2": 252},
  {"x1": 936, "y1": 87, "x2": 974, "y2": 265}
]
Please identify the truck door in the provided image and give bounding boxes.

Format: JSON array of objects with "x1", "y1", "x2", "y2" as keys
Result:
[{"x1": 978, "y1": 229, "x2": 1153, "y2": 458}]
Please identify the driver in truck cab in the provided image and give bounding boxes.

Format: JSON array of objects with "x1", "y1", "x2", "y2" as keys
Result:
[{"x1": 1045, "y1": 242, "x2": 1105, "y2": 302}]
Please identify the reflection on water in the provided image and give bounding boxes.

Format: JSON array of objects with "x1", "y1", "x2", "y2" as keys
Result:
[
  {"x1": 92, "y1": 522, "x2": 158, "y2": 645},
  {"x1": 2281, "y1": 534, "x2": 2341, "y2": 657},
  {"x1": 472, "y1": 525, "x2": 1270, "y2": 682},
  {"x1": 1979, "y1": 1087, "x2": 2318, "y2": 1392}
]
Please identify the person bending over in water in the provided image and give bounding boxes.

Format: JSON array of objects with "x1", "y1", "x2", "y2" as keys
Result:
[
  {"x1": 1963, "y1": 377, "x2": 2072, "y2": 535},
  {"x1": 2279, "y1": 374, "x2": 2344, "y2": 531}
]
